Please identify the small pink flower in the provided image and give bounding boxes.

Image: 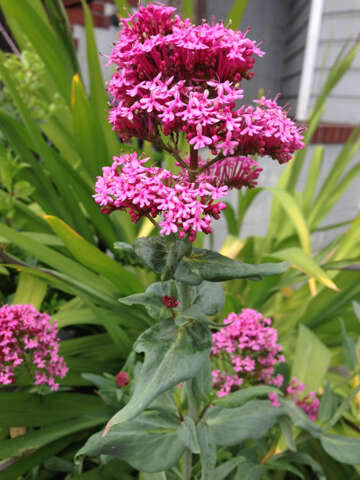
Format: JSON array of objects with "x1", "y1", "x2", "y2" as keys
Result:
[
  {"x1": 163, "y1": 296, "x2": 179, "y2": 308},
  {"x1": 188, "y1": 125, "x2": 213, "y2": 150},
  {"x1": 115, "y1": 371, "x2": 130, "y2": 387}
]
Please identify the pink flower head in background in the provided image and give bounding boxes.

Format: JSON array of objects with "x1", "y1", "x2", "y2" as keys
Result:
[
  {"x1": 107, "y1": 3, "x2": 304, "y2": 164},
  {"x1": 93, "y1": 152, "x2": 227, "y2": 241},
  {"x1": 115, "y1": 371, "x2": 130, "y2": 387},
  {"x1": 286, "y1": 377, "x2": 320, "y2": 420},
  {"x1": 0, "y1": 304, "x2": 68, "y2": 391},
  {"x1": 211, "y1": 309, "x2": 285, "y2": 397},
  {"x1": 268, "y1": 377, "x2": 320, "y2": 420}
]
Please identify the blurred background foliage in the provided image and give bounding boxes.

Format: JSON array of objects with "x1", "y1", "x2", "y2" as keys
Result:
[{"x1": 0, "y1": 0, "x2": 359, "y2": 478}]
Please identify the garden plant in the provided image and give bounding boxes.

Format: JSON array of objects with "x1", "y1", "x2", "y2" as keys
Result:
[{"x1": 0, "y1": 1, "x2": 360, "y2": 479}]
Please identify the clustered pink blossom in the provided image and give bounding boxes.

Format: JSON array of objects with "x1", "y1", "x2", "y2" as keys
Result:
[
  {"x1": 95, "y1": 3, "x2": 305, "y2": 240},
  {"x1": 0, "y1": 304, "x2": 68, "y2": 391},
  {"x1": 269, "y1": 377, "x2": 320, "y2": 420},
  {"x1": 107, "y1": 3, "x2": 304, "y2": 164},
  {"x1": 211, "y1": 309, "x2": 285, "y2": 397},
  {"x1": 94, "y1": 152, "x2": 227, "y2": 240},
  {"x1": 211, "y1": 309, "x2": 320, "y2": 420}
]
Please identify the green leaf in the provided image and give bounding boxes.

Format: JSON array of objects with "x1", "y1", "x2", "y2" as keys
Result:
[
  {"x1": 318, "y1": 381, "x2": 335, "y2": 424},
  {"x1": 340, "y1": 319, "x2": 357, "y2": 371},
  {"x1": 270, "y1": 248, "x2": 339, "y2": 291},
  {"x1": 193, "y1": 360, "x2": 213, "y2": 402},
  {"x1": 134, "y1": 237, "x2": 287, "y2": 284},
  {"x1": 77, "y1": 410, "x2": 185, "y2": 473},
  {"x1": 71, "y1": 73, "x2": 103, "y2": 178},
  {"x1": 193, "y1": 281, "x2": 225, "y2": 316},
  {"x1": 44, "y1": 215, "x2": 142, "y2": 295},
  {"x1": 0, "y1": 392, "x2": 111, "y2": 427},
  {"x1": 12, "y1": 271, "x2": 47, "y2": 309},
  {"x1": 269, "y1": 188, "x2": 312, "y2": 254},
  {"x1": 197, "y1": 421, "x2": 216, "y2": 480},
  {"x1": 281, "y1": 399, "x2": 321, "y2": 437},
  {"x1": 223, "y1": 203, "x2": 238, "y2": 236},
  {"x1": 81, "y1": 0, "x2": 119, "y2": 157},
  {"x1": 214, "y1": 457, "x2": 245, "y2": 480},
  {"x1": 142, "y1": 473, "x2": 167, "y2": 480},
  {"x1": 205, "y1": 400, "x2": 283, "y2": 446},
  {"x1": 324, "y1": 385, "x2": 360, "y2": 430},
  {"x1": 303, "y1": 146, "x2": 324, "y2": 215},
  {"x1": 0, "y1": 417, "x2": 106, "y2": 460},
  {"x1": 0, "y1": 0, "x2": 74, "y2": 103},
  {"x1": 104, "y1": 319, "x2": 212, "y2": 432},
  {"x1": 280, "y1": 415, "x2": 296, "y2": 452},
  {"x1": 181, "y1": 416, "x2": 200, "y2": 454},
  {"x1": 120, "y1": 281, "x2": 172, "y2": 320},
  {"x1": 353, "y1": 301, "x2": 360, "y2": 321},
  {"x1": 134, "y1": 236, "x2": 168, "y2": 274},
  {"x1": 235, "y1": 463, "x2": 267, "y2": 480},
  {"x1": 162, "y1": 237, "x2": 192, "y2": 281},
  {"x1": 213, "y1": 385, "x2": 283, "y2": 408},
  {"x1": 227, "y1": 0, "x2": 249, "y2": 29},
  {"x1": 43, "y1": 0, "x2": 81, "y2": 76},
  {"x1": 0, "y1": 436, "x2": 76, "y2": 480},
  {"x1": 182, "y1": 0, "x2": 193, "y2": 20},
  {"x1": 272, "y1": 452, "x2": 326, "y2": 480},
  {"x1": 175, "y1": 248, "x2": 288, "y2": 285},
  {"x1": 320, "y1": 434, "x2": 360, "y2": 465},
  {"x1": 291, "y1": 325, "x2": 331, "y2": 393},
  {"x1": 0, "y1": 223, "x2": 120, "y2": 302}
]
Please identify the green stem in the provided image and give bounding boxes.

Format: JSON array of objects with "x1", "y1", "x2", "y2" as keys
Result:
[{"x1": 183, "y1": 379, "x2": 197, "y2": 480}]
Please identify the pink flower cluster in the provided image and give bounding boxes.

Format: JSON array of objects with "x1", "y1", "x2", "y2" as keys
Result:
[
  {"x1": 211, "y1": 309, "x2": 320, "y2": 420},
  {"x1": 211, "y1": 309, "x2": 285, "y2": 397},
  {"x1": 94, "y1": 152, "x2": 227, "y2": 240},
  {"x1": 191, "y1": 155, "x2": 262, "y2": 189},
  {"x1": 269, "y1": 377, "x2": 320, "y2": 420},
  {"x1": 0, "y1": 304, "x2": 68, "y2": 391},
  {"x1": 107, "y1": 3, "x2": 304, "y2": 164}
]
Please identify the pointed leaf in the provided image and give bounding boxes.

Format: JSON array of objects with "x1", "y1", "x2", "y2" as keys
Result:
[
  {"x1": 77, "y1": 410, "x2": 185, "y2": 473},
  {"x1": 12, "y1": 272, "x2": 47, "y2": 309},
  {"x1": 175, "y1": 248, "x2": 288, "y2": 285},
  {"x1": 213, "y1": 385, "x2": 283, "y2": 408},
  {"x1": 269, "y1": 188, "x2": 312, "y2": 254},
  {"x1": 104, "y1": 319, "x2": 212, "y2": 432},
  {"x1": 270, "y1": 248, "x2": 339, "y2": 291},
  {"x1": 44, "y1": 215, "x2": 142, "y2": 295},
  {"x1": 320, "y1": 434, "x2": 360, "y2": 465},
  {"x1": 291, "y1": 325, "x2": 331, "y2": 393},
  {"x1": 197, "y1": 422, "x2": 216, "y2": 480}
]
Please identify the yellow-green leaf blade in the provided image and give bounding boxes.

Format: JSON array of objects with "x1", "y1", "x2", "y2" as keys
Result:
[{"x1": 270, "y1": 247, "x2": 339, "y2": 291}]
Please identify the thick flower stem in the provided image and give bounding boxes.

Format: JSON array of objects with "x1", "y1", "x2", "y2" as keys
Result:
[
  {"x1": 189, "y1": 146, "x2": 199, "y2": 183},
  {"x1": 179, "y1": 281, "x2": 198, "y2": 480},
  {"x1": 183, "y1": 379, "x2": 197, "y2": 480}
]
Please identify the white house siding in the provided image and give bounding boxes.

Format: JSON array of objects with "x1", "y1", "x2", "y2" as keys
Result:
[
  {"x1": 280, "y1": 0, "x2": 311, "y2": 115},
  {"x1": 308, "y1": 2, "x2": 360, "y2": 123}
]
